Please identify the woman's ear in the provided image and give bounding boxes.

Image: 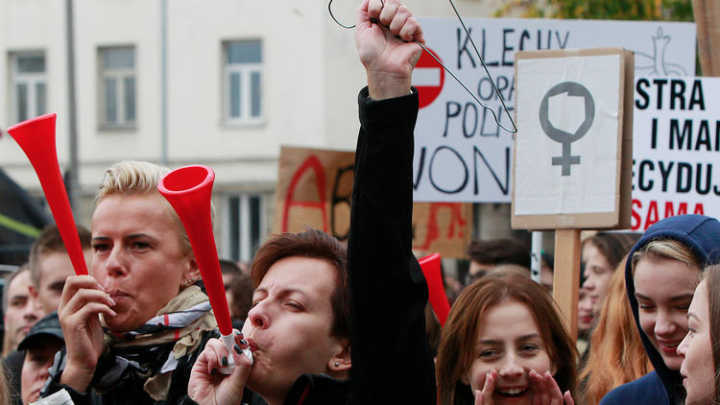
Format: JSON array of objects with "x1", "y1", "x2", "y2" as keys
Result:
[
  {"x1": 327, "y1": 339, "x2": 351, "y2": 377},
  {"x1": 182, "y1": 257, "x2": 201, "y2": 288}
]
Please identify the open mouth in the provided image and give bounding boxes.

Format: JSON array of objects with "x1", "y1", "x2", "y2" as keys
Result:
[{"x1": 496, "y1": 387, "x2": 528, "y2": 397}]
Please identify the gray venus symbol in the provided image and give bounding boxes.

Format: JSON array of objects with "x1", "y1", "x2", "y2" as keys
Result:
[{"x1": 538, "y1": 82, "x2": 595, "y2": 176}]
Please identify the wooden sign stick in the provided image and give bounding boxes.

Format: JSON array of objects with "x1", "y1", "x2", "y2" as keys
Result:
[
  {"x1": 693, "y1": 0, "x2": 720, "y2": 76},
  {"x1": 553, "y1": 229, "x2": 581, "y2": 341}
]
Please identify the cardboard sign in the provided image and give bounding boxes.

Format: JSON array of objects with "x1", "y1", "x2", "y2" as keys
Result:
[
  {"x1": 274, "y1": 146, "x2": 472, "y2": 258},
  {"x1": 412, "y1": 17, "x2": 696, "y2": 203},
  {"x1": 512, "y1": 48, "x2": 634, "y2": 230},
  {"x1": 631, "y1": 76, "x2": 720, "y2": 231}
]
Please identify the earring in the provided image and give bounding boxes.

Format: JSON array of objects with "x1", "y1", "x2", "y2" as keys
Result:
[{"x1": 334, "y1": 362, "x2": 340, "y2": 367}]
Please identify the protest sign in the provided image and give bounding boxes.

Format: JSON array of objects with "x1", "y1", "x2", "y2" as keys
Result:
[
  {"x1": 511, "y1": 48, "x2": 635, "y2": 338},
  {"x1": 631, "y1": 76, "x2": 720, "y2": 231},
  {"x1": 413, "y1": 17, "x2": 696, "y2": 203},
  {"x1": 512, "y1": 48, "x2": 634, "y2": 230},
  {"x1": 274, "y1": 146, "x2": 472, "y2": 258}
]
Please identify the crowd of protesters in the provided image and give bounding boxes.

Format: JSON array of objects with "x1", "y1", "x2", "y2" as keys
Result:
[{"x1": 1, "y1": 0, "x2": 720, "y2": 404}]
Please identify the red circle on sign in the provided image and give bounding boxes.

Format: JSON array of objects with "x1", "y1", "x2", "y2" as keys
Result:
[{"x1": 414, "y1": 47, "x2": 445, "y2": 109}]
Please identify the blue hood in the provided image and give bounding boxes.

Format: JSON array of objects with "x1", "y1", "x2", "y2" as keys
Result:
[{"x1": 624, "y1": 215, "x2": 720, "y2": 404}]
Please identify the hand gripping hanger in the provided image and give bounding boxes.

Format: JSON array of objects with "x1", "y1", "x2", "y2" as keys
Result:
[{"x1": 328, "y1": 0, "x2": 518, "y2": 135}]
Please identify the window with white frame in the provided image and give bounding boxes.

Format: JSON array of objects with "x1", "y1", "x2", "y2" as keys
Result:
[
  {"x1": 222, "y1": 193, "x2": 266, "y2": 263},
  {"x1": 223, "y1": 40, "x2": 263, "y2": 124},
  {"x1": 98, "y1": 46, "x2": 136, "y2": 128},
  {"x1": 10, "y1": 52, "x2": 47, "y2": 124}
]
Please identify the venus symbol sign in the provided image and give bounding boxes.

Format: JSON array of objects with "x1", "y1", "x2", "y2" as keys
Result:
[{"x1": 538, "y1": 82, "x2": 595, "y2": 176}]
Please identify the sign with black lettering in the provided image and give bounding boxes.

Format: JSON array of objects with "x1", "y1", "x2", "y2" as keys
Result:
[
  {"x1": 631, "y1": 77, "x2": 720, "y2": 231},
  {"x1": 412, "y1": 17, "x2": 695, "y2": 202},
  {"x1": 512, "y1": 48, "x2": 634, "y2": 230}
]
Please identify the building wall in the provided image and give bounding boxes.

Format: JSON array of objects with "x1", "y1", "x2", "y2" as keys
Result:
[{"x1": 0, "y1": 0, "x2": 510, "y2": 261}]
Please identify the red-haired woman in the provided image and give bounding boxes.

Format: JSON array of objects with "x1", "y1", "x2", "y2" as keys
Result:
[{"x1": 436, "y1": 272, "x2": 577, "y2": 405}]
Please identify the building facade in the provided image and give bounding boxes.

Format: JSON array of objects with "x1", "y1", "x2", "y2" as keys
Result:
[{"x1": 0, "y1": 0, "x2": 504, "y2": 263}]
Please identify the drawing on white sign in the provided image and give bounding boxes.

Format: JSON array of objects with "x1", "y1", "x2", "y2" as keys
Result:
[
  {"x1": 636, "y1": 27, "x2": 688, "y2": 77},
  {"x1": 539, "y1": 82, "x2": 595, "y2": 176},
  {"x1": 411, "y1": 17, "x2": 695, "y2": 203}
]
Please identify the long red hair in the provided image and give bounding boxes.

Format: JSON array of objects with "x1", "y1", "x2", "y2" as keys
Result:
[
  {"x1": 579, "y1": 257, "x2": 653, "y2": 404},
  {"x1": 436, "y1": 272, "x2": 577, "y2": 405}
]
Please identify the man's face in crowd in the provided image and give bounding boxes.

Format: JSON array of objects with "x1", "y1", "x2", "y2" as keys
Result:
[
  {"x1": 21, "y1": 338, "x2": 64, "y2": 404},
  {"x1": 4, "y1": 272, "x2": 42, "y2": 351},
  {"x1": 30, "y1": 250, "x2": 92, "y2": 315}
]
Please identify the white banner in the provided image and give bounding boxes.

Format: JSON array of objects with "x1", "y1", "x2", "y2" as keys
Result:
[
  {"x1": 631, "y1": 76, "x2": 720, "y2": 231},
  {"x1": 412, "y1": 17, "x2": 697, "y2": 203}
]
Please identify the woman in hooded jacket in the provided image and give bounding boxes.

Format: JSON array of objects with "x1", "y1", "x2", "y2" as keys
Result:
[{"x1": 600, "y1": 215, "x2": 720, "y2": 405}]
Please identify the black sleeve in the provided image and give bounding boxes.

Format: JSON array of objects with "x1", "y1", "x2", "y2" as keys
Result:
[{"x1": 347, "y1": 87, "x2": 436, "y2": 405}]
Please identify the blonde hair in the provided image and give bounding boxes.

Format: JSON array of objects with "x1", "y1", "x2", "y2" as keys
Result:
[
  {"x1": 95, "y1": 161, "x2": 192, "y2": 254},
  {"x1": 579, "y1": 257, "x2": 653, "y2": 405},
  {"x1": 631, "y1": 239, "x2": 701, "y2": 273}
]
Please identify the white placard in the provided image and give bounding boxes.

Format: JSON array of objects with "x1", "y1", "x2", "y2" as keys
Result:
[
  {"x1": 412, "y1": 17, "x2": 696, "y2": 203},
  {"x1": 515, "y1": 54, "x2": 621, "y2": 215},
  {"x1": 631, "y1": 76, "x2": 720, "y2": 231}
]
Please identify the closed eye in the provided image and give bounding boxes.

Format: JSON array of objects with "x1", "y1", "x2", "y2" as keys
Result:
[
  {"x1": 92, "y1": 242, "x2": 110, "y2": 253},
  {"x1": 285, "y1": 301, "x2": 303, "y2": 311}
]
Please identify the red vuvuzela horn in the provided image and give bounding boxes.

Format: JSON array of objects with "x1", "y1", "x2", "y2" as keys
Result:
[
  {"x1": 419, "y1": 253, "x2": 450, "y2": 326},
  {"x1": 157, "y1": 165, "x2": 232, "y2": 337},
  {"x1": 7, "y1": 113, "x2": 88, "y2": 276}
]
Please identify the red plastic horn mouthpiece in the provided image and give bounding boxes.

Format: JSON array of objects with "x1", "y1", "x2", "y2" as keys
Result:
[
  {"x1": 158, "y1": 165, "x2": 232, "y2": 336},
  {"x1": 419, "y1": 253, "x2": 450, "y2": 326},
  {"x1": 7, "y1": 113, "x2": 89, "y2": 276}
]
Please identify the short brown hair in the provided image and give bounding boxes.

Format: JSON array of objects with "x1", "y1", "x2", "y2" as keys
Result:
[
  {"x1": 436, "y1": 272, "x2": 577, "y2": 405},
  {"x1": 28, "y1": 224, "x2": 91, "y2": 287},
  {"x1": 467, "y1": 238, "x2": 530, "y2": 268},
  {"x1": 583, "y1": 232, "x2": 639, "y2": 271},
  {"x1": 250, "y1": 230, "x2": 350, "y2": 339}
]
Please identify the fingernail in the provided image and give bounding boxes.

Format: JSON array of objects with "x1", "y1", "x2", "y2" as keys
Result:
[
  {"x1": 221, "y1": 356, "x2": 228, "y2": 367},
  {"x1": 234, "y1": 344, "x2": 242, "y2": 355}
]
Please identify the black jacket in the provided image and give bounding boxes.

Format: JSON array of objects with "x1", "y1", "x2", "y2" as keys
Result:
[
  {"x1": 41, "y1": 331, "x2": 216, "y2": 405},
  {"x1": 279, "y1": 88, "x2": 437, "y2": 405}
]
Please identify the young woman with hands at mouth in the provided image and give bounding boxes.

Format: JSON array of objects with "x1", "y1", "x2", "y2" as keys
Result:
[{"x1": 436, "y1": 272, "x2": 578, "y2": 405}]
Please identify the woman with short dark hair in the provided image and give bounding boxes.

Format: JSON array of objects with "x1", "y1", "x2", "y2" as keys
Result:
[{"x1": 187, "y1": 1, "x2": 436, "y2": 404}]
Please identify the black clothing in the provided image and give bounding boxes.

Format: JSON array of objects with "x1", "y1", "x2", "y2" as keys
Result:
[
  {"x1": 41, "y1": 331, "x2": 215, "y2": 405},
  {"x1": 280, "y1": 88, "x2": 436, "y2": 404}
]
